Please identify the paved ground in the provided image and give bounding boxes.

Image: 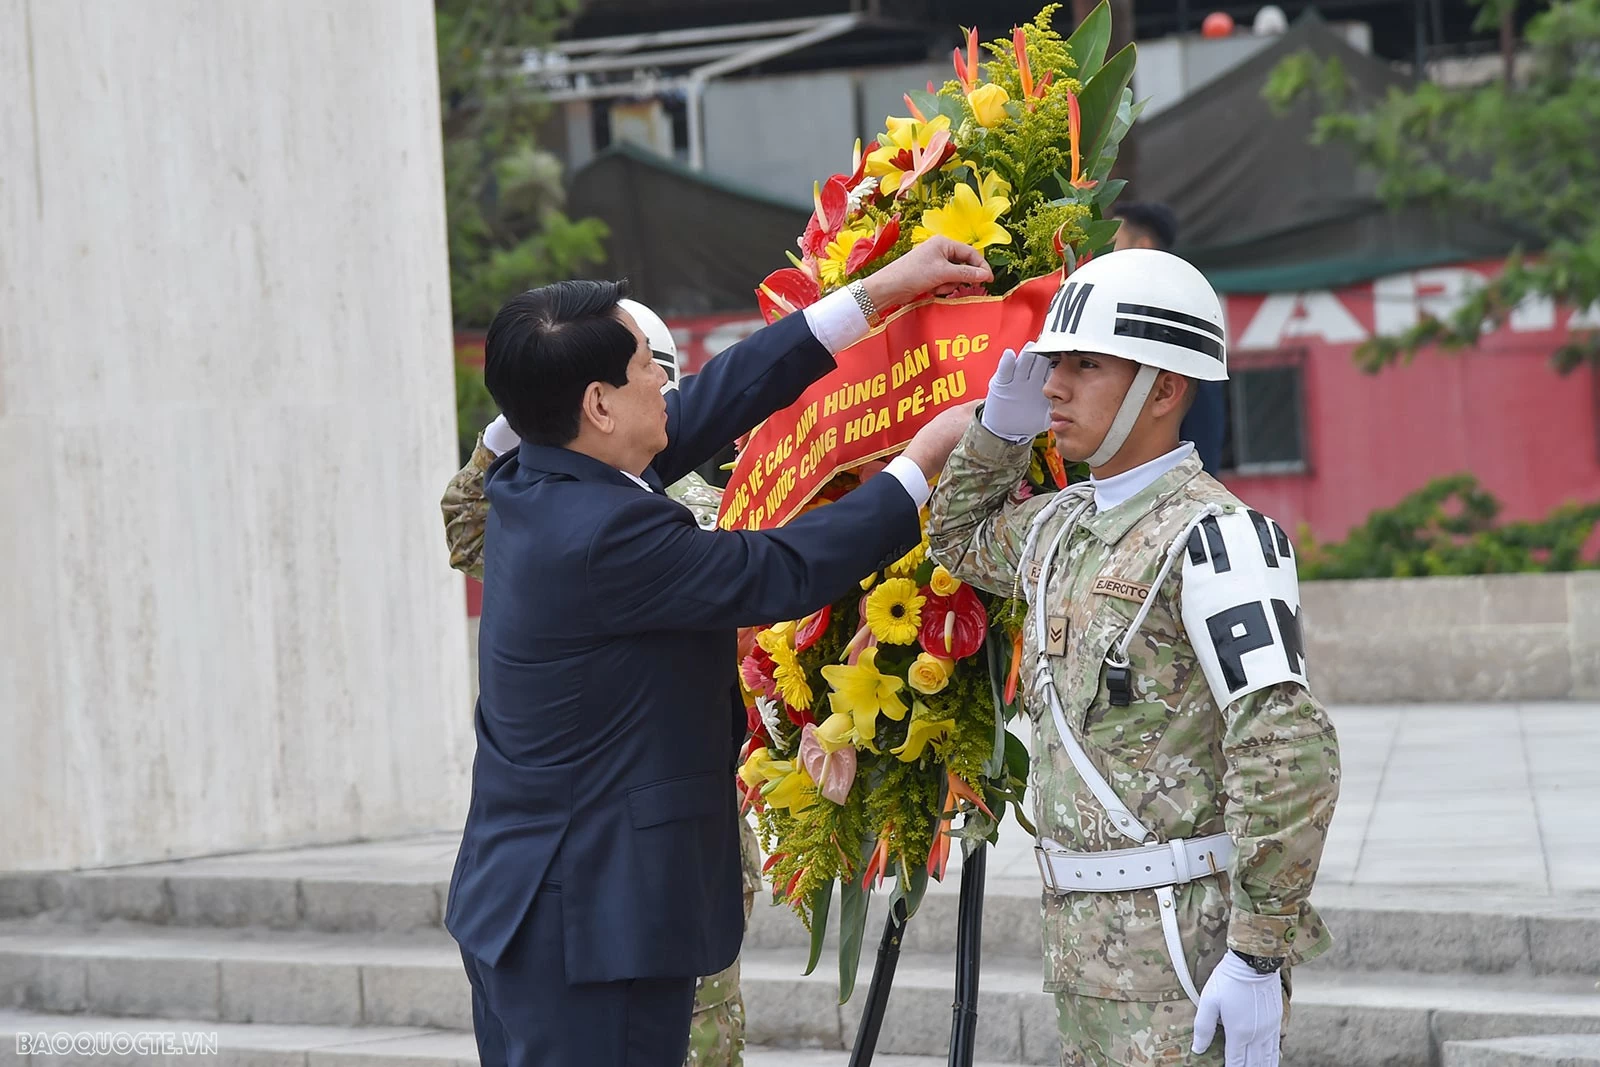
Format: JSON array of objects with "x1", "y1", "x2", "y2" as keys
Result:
[
  {"x1": 971, "y1": 702, "x2": 1600, "y2": 897},
  {"x1": 104, "y1": 703, "x2": 1600, "y2": 899}
]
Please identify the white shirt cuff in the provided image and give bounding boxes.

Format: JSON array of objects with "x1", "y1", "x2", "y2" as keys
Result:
[
  {"x1": 802, "y1": 288, "x2": 871, "y2": 355},
  {"x1": 883, "y1": 455, "x2": 933, "y2": 510},
  {"x1": 482, "y1": 415, "x2": 521, "y2": 457}
]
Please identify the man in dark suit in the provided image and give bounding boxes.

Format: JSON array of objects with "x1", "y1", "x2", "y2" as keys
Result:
[
  {"x1": 1112, "y1": 202, "x2": 1229, "y2": 475},
  {"x1": 447, "y1": 237, "x2": 993, "y2": 1067}
]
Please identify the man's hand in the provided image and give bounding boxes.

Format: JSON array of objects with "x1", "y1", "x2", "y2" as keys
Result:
[
  {"x1": 863, "y1": 237, "x2": 993, "y2": 309},
  {"x1": 1192, "y1": 951, "x2": 1284, "y2": 1067},
  {"x1": 979, "y1": 344, "x2": 1052, "y2": 442},
  {"x1": 902, "y1": 400, "x2": 981, "y2": 483}
]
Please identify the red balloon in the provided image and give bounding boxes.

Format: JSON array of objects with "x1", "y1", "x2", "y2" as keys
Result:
[{"x1": 1201, "y1": 11, "x2": 1235, "y2": 37}]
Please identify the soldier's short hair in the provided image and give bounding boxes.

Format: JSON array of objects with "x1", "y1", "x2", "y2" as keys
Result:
[{"x1": 483, "y1": 279, "x2": 635, "y2": 447}]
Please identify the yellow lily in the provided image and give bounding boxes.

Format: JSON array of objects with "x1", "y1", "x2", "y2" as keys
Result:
[
  {"x1": 819, "y1": 647, "x2": 908, "y2": 751},
  {"x1": 912, "y1": 182, "x2": 1012, "y2": 252},
  {"x1": 815, "y1": 711, "x2": 857, "y2": 752},
  {"x1": 865, "y1": 114, "x2": 952, "y2": 196},
  {"x1": 892, "y1": 706, "x2": 956, "y2": 763},
  {"x1": 738, "y1": 746, "x2": 786, "y2": 789},
  {"x1": 763, "y1": 766, "x2": 818, "y2": 813}
]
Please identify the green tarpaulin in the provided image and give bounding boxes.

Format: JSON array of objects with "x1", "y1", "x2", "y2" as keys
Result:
[{"x1": 1132, "y1": 11, "x2": 1533, "y2": 291}]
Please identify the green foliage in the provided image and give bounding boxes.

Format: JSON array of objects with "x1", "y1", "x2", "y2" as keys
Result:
[
  {"x1": 1298, "y1": 474, "x2": 1600, "y2": 579},
  {"x1": 454, "y1": 353, "x2": 496, "y2": 464},
  {"x1": 437, "y1": 0, "x2": 610, "y2": 327},
  {"x1": 1264, "y1": 0, "x2": 1600, "y2": 373}
]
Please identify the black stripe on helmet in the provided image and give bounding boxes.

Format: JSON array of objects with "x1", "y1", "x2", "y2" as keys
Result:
[
  {"x1": 1116, "y1": 302, "x2": 1225, "y2": 339},
  {"x1": 1113, "y1": 318, "x2": 1225, "y2": 361}
]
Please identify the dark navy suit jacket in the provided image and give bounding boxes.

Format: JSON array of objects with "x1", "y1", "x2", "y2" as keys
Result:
[{"x1": 446, "y1": 310, "x2": 922, "y2": 983}]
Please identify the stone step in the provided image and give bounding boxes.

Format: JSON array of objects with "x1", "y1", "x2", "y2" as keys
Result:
[
  {"x1": 9, "y1": 856, "x2": 1600, "y2": 982},
  {"x1": 1443, "y1": 1035, "x2": 1600, "y2": 1067},
  {"x1": 0, "y1": 1010, "x2": 1002, "y2": 1067},
  {"x1": 4, "y1": 926, "x2": 1600, "y2": 1067},
  {"x1": 748, "y1": 881, "x2": 1600, "y2": 981}
]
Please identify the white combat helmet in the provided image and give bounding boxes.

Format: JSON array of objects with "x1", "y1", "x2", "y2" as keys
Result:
[
  {"x1": 618, "y1": 297, "x2": 682, "y2": 391},
  {"x1": 1030, "y1": 249, "x2": 1227, "y2": 467}
]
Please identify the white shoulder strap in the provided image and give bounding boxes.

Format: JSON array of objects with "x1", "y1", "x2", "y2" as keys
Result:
[{"x1": 1029, "y1": 496, "x2": 1153, "y2": 846}]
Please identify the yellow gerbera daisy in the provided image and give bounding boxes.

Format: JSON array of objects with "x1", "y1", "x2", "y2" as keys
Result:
[
  {"x1": 864, "y1": 578, "x2": 925, "y2": 645},
  {"x1": 887, "y1": 536, "x2": 929, "y2": 578},
  {"x1": 758, "y1": 629, "x2": 813, "y2": 710}
]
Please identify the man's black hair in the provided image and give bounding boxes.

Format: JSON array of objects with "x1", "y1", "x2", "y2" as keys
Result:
[
  {"x1": 1113, "y1": 202, "x2": 1179, "y2": 251},
  {"x1": 483, "y1": 279, "x2": 636, "y2": 448}
]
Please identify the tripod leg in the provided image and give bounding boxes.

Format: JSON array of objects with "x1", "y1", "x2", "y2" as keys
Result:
[
  {"x1": 847, "y1": 896, "x2": 910, "y2": 1067},
  {"x1": 947, "y1": 844, "x2": 988, "y2": 1067}
]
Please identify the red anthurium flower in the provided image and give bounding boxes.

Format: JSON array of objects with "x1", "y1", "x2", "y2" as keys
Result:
[
  {"x1": 844, "y1": 217, "x2": 902, "y2": 275},
  {"x1": 953, "y1": 27, "x2": 980, "y2": 93},
  {"x1": 745, "y1": 703, "x2": 770, "y2": 747},
  {"x1": 918, "y1": 583, "x2": 988, "y2": 659},
  {"x1": 786, "y1": 703, "x2": 816, "y2": 728},
  {"x1": 798, "y1": 176, "x2": 853, "y2": 260},
  {"x1": 756, "y1": 267, "x2": 822, "y2": 322},
  {"x1": 795, "y1": 605, "x2": 832, "y2": 653}
]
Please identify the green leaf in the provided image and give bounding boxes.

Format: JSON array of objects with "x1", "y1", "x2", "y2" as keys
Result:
[
  {"x1": 1004, "y1": 728, "x2": 1030, "y2": 786},
  {"x1": 804, "y1": 879, "x2": 835, "y2": 976},
  {"x1": 1077, "y1": 43, "x2": 1138, "y2": 176},
  {"x1": 1096, "y1": 178, "x2": 1129, "y2": 212},
  {"x1": 837, "y1": 859, "x2": 872, "y2": 1003},
  {"x1": 905, "y1": 89, "x2": 967, "y2": 128},
  {"x1": 982, "y1": 632, "x2": 1011, "y2": 779},
  {"x1": 1064, "y1": 0, "x2": 1113, "y2": 81},
  {"x1": 1065, "y1": 216, "x2": 1122, "y2": 259},
  {"x1": 890, "y1": 859, "x2": 930, "y2": 920}
]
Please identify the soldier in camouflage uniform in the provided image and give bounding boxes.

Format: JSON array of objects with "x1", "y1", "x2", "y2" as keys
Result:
[
  {"x1": 928, "y1": 250, "x2": 1340, "y2": 1067},
  {"x1": 441, "y1": 299, "x2": 766, "y2": 1067}
]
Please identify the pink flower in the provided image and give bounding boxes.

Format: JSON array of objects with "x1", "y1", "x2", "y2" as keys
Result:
[{"x1": 798, "y1": 723, "x2": 858, "y2": 805}]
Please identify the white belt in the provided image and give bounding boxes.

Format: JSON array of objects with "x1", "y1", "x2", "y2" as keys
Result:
[
  {"x1": 1022, "y1": 496, "x2": 1227, "y2": 1004},
  {"x1": 1035, "y1": 832, "x2": 1233, "y2": 895}
]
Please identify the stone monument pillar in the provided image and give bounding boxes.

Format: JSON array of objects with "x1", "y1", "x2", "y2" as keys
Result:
[{"x1": 0, "y1": 0, "x2": 472, "y2": 869}]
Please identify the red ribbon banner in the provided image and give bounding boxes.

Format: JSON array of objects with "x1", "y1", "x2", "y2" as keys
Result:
[{"x1": 718, "y1": 273, "x2": 1060, "y2": 531}]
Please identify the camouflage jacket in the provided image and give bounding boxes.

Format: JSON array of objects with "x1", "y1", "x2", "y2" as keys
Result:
[
  {"x1": 440, "y1": 436, "x2": 764, "y2": 1010},
  {"x1": 928, "y1": 418, "x2": 1340, "y2": 1002}
]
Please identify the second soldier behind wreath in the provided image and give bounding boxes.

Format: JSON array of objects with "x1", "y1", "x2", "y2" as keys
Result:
[{"x1": 927, "y1": 249, "x2": 1340, "y2": 1067}]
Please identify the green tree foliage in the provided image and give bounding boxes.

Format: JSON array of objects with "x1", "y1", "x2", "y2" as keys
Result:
[
  {"x1": 1298, "y1": 474, "x2": 1600, "y2": 578},
  {"x1": 437, "y1": 0, "x2": 609, "y2": 328},
  {"x1": 1264, "y1": 0, "x2": 1600, "y2": 372}
]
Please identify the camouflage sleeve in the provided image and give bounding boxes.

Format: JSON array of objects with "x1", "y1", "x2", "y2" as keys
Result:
[
  {"x1": 1220, "y1": 681, "x2": 1341, "y2": 963},
  {"x1": 441, "y1": 434, "x2": 496, "y2": 581},
  {"x1": 926, "y1": 413, "x2": 1048, "y2": 596}
]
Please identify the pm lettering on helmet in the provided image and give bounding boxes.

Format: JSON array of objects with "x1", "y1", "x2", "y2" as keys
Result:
[
  {"x1": 1180, "y1": 510, "x2": 1308, "y2": 705},
  {"x1": 1047, "y1": 281, "x2": 1095, "y2": 335}
]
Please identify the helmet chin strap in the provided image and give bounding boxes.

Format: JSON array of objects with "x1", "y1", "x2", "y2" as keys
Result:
[{"x1": 1084, "y1": 364, "x2": 1160, "y2": 469}]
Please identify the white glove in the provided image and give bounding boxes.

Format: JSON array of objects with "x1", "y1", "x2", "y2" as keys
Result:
[
  {"x1": 979, "y1": 343, "x2": 1052, "y2": 442},
  {"x1": 482, "y1": 415, "x2": 521, "y2": 458},
  {"x1": 1191, "y1": 951, "x2": 1284, "y2": 1067}
]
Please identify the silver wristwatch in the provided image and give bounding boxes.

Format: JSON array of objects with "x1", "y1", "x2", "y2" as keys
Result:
[{"x1": 846, "y1": 280, "x2": 882, "y2": 329}]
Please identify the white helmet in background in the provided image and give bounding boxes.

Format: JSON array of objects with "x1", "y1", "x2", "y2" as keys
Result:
[
  {"x1": 1030, "y1": 249, "x2": 1227, "y2": 467},
  {"x1": 618, "y1": 297, "x2": 682, "y2": 391}
]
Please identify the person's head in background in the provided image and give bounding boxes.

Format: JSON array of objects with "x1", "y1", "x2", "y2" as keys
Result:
[{"x1": 1112, "y1": 202, "x2": 1179, "y2": 253}]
